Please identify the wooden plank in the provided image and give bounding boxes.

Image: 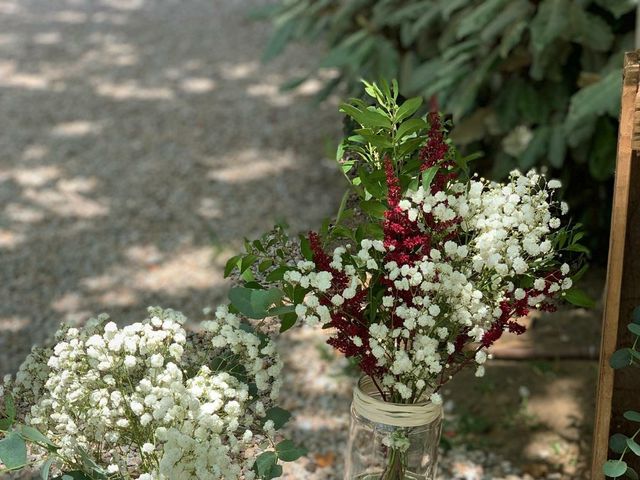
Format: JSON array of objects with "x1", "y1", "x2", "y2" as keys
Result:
[{"x1": 591, "y1": 51, "x2": 640, "y2": 479}]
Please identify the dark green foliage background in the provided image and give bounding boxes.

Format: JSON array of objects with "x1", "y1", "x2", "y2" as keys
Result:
[{"x1": 260, "y1": 0, "x2": 638, "y2": 254}]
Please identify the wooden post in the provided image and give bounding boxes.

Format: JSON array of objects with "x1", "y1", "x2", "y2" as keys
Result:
[{"x1": 591, "y1": 51, "x2": 640, "y2": 479}]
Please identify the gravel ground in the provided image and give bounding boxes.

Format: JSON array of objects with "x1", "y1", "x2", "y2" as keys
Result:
[
  {"x1": 0, "y1": 0, "x2": 343, "y2": 371},
  {"x1": 0, "y1": 1, "x2": 589, "y2": 479}
]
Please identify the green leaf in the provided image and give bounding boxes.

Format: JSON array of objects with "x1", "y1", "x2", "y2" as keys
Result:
[
  {"x1": 610, "y1": 349, "x2": 633, "y2": 369},
  {"x1": 456, "y1": 0, "x2": 508, "y2": 39},
  {"x1": 570, "y1": 7, "x2": 614, "y2": 52},
  {"x1": 240, "y1": 255, "x2": 258, "y2": 275},
  {"x1": 339, "y1": 104, "x2": 392, "y2": 129},
  {"x1": 360, "y1": 200, "x2": 387, "y2": 219},
  {"x1": 279, "y1": 312, "x2": 297, "y2": 333},
  {"x1": 627, "y1": 438, "x2": 640, "y2": 456},
  {"x1": 563, "y1": 287, "x2": 595, "y2": 308},
  {"x1": 19, "y1": 425, "x2": 56, "y2": 448},
  {"x1": 604, "y1": 459, "x2": 628, "y2": 478},
  {"x1": 395, "y1": 97, "x2": 423, "y2": 122},
  {"x1": 530, "y1": 0, "x2": 570, "y2": 53},
  {"x1": 593, "y1": 0, "x2": 637, "y2": 18},
  {"x1": 228, "y1": 287, "x2": 284, "y2": 319},
  {"x1": 624, "y1": 411, "x2": 640, "y2": 423},
  {"x1": 421, "y1": 166, "x2": 439, "y2": 190},
  {"x1": 275, "y1": 439, "x2": 308, "y2": 462},
  {"x1": 41, "y1": 458, "x2": 55, "y2": 480},
  {"x1": 264, "y1": 407, "x2": 291, "y2": 430},
  {"x1": 481, "y1": 0, "x2": 532, "y2": 43},
  {"x1": 258, "y1": 260, "x2": 273, "y2": 273},
  {"x1": 565, "y1": 244, "x2": 590, "y2": 254},
  {"x1": 0, "y1": 431, "x2": 27, "y2": 470},
  {"x1": 0, "y1": 394, "x2": 14, "y2": 431},
  {"x1": 254, "y1": 451, "x2": 278, "y2": 478},
  {"x1": 267, "y1": 464, "x2": 283, "y2": 479},
  {"x1": 548, "y1": 123, "x2": 567, "y2": 168},
  {"x1": 0, "y1": 418, "x2": 11, "y2": 432},
  {"x1": 500, "y1": 21, "x2": 527, "y2": 58},
  {"x1": 5, "y1": 394, "x2": 15, "y2": 424},
  {"x1": 396, "y1": 118, "x2": 427, "y2": 140},
  {"x1": 224, "y1": 255, "x2": 241, "y2": 278},
  {"x1": 626, "y1": 467, "x2": 639, "y2": 480},
  {"x1": 269, "y1": 305, "x2": 295, "y2": 316},
  {"x1": 565, "y1": 69, "x2": 621, "y2": 135},
  {"x1": 263, "y1": 20, "x2": 295, "y2": 62},
  {"x1": 610, "y1": 433, "x2": 629, "y2": 454},
  {"x1": 628, "y1": 324, "x2": 640, "y2": 337},
  {"x1": 299, "y1": 235, "x2": 313, "y2": 261}
]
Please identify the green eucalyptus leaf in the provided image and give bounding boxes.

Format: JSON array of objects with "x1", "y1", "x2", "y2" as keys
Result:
[
  {"x1": 279, "y1": 312, "x2": 297, "y2": 333},
  {"x1": 41, "y1": 458, "x2": 55, "y2": 480},
  {"x1": 627, "y1": 324, "x2": 640, "y2": 336},
  {"x1": 610, "y1": 349, "x2": 633, "y2": 369},
  {"x1": 626, "y1": 467, "x2": 639, "y2": 480},
  {"x1": 0, "y1": 431, "x2": 27, "y2": 470},
  {"x1": 263, "y1": 407, "x2": 291, "y2": 430},
  {"x1": 275, "y1": 439, "x2": 308, "y2": 462},
  {"x1": 627, "y1": 438, "x2": 640, "y2": 456},
  {"x1": 228, "y1": 287, "x2": 285, "y2": 319},
  {"x1": 254, "y1": 451, "x2": 278, "y2": 477},
  {"x1": 604, "y1": 459, "x2": 628, "y2": 478},
  {"x1": 18, "y1": 425, "x2": 57, "y2": 448},
  {"x1": 610, "y1": 433, "x2": 629, "y2": 454},
  {"x1": 623, "y1": 411, "x2": 640, "y2": 423},
  {"x1": 269, "y1": 305, "x2": 295, "y2": 316},
  {"x1": 4, "y1": 394, "x2": 15, "y2": 424}
]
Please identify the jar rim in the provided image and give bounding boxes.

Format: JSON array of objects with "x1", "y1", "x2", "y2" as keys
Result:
[{"x1": 353, "y1": 376, "x2": 442, "y2": 427}]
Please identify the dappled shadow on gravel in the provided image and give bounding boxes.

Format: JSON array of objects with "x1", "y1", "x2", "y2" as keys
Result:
[{"x1": 0, "y1": 0, "x2": 344, "y2": 374}]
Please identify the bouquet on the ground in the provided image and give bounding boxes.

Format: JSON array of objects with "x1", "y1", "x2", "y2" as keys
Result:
[
  {"x1": 0, "y1": 307, "x2": 303, "y2": 480},
  {"x1": 225, "y1": 80, "x2": 587, "y2": 478}
]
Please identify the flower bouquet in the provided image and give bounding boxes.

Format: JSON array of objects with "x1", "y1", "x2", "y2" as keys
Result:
[
  {"x1": 226, "y1": 80, "x2": 587, "y2": 479},
  {"x1": 0, "y1": 307, "x2": 304, "y2": 480}
]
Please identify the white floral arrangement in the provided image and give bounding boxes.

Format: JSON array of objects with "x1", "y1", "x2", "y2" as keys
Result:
[
  {"x1": 221, "y1": 80, "x2": 588, "y2": 479},
  {"x1": 0, "y1": 307, "x2": 302, "y2": 480},
  {"x1": 224, "y1": 80, "x2": 588, "y2": 406}
]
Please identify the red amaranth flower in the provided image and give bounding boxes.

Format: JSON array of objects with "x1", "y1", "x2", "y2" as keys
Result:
[{"x1": 419, "y1": 111, "x2": 457, "y2": 194}]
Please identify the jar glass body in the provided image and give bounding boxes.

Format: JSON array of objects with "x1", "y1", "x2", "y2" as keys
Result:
[{"x1": 344, "y1": 377, "x2": 443, "y2": 480}]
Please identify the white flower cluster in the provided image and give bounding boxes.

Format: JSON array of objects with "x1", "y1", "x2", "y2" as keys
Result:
[
  {"x1": 3, "y1": 306, "x2": 283, "y2": 480},
  {"x1": 286, "y1": 170, "x2": 572, "y2": 403}
]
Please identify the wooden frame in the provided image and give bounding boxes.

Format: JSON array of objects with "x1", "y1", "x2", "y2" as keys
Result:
[{"x1": 592, "y1": 51, "x2": 640, "y2": 479}]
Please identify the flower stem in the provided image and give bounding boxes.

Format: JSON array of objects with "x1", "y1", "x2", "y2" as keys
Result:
[{"x1": 381, "y1": 447, "x2": 406, "y2": 480}]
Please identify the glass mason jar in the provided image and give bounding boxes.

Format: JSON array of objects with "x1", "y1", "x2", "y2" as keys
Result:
[{"x1": 344, "y1": 376, "x2": 443, "y2": 480}]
